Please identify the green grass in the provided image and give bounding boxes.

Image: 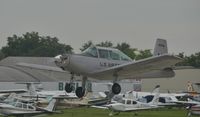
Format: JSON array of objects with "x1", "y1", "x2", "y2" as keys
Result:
[
  {"x1": 1, "y1": 107, "x2": 199, "y2": 117},
  {"x1": 43, "y1": 107, "x2": 199, "y2": 117}
]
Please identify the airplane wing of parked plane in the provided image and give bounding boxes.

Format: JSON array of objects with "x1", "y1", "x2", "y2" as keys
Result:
[
  {"x1": 0, "y1": 89, "x2": 27, "y2": 94},
  {"x1": 90, "y1": 54, "x2": 181, "y2": 80}
]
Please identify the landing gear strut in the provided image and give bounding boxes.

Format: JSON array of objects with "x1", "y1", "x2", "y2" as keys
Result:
[
  {"x1": 65, "y1": 73, "x2": 74, "y2": 93},
  {"x1": 111, "y1": 72, "x2": 121, "y2": 95},
  {"x1": 75, "y1": 76, "x2": 87, "y2": 98}
]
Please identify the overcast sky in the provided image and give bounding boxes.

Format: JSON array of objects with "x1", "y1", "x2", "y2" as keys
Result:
[{"x1": 0, "y1": 0, "x2": 200, "y2": 55}]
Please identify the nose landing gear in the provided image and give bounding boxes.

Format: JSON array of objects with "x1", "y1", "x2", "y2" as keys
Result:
[
  {"x1": 65, "y1": 83, "x2": 74, "y2": 93},
  {"x1": 65, "y1": 73, "x2": 75, "y2": 93}
]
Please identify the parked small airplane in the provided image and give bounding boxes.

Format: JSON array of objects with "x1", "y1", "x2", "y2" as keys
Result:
[
  {"x1": 116, "y1": 87, "x2": 186, "y2": 107},
  {"x1": 54, "y1": 39, "x2": 181, "y2": 98},
  {"x1": 105, "y1": 85, "x2": 160, "y2": 116},
  {"x1": 0, "y1": 89, "x2": 28, "y2": 102},
  {"x1": 0, "y1": 94, "x2": 57, "y2": 117}
]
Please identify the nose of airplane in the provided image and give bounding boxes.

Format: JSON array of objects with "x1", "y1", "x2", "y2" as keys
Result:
[
  {"x1": 54, "y1": 55, "x2": 62, "y2": 63},
  {"x1": 54, "y1": 54, "x2": 70, "y2": 70}
]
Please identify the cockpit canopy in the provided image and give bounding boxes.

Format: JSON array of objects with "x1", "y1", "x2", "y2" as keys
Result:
[{"x1": 81, "y1": 46, "x2": 132, "y2": 61}]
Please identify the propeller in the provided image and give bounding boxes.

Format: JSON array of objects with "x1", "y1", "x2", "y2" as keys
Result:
[{"x1": 54, "y1": 54, "x2": 70, "y2": 70}]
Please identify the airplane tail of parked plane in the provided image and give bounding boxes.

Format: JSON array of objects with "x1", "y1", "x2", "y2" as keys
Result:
[
  {"x1": 153, "y1": 39, "x2": 168, "y2": 56},
  {"x1": 188, "y1": 81, "x2": 195, "y2": 92},
  {"x1": 186, "y1": 81, "x2": 199, "y2": 96},
  {"x1": 4, "y1": 93, "x2": 17, "y2": 102},
  {"x1": 41, "y1": 98, "x2": 57, "y2": 112},
  {"x1": 16, "y1": 82, "x2": 39, "y2": 96},
  {"x1": 148, "y1": 85, "x2": 160, "y2": 105}
]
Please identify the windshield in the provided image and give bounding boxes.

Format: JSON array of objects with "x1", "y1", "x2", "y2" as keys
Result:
[
  {"x1": 81, "y1": 46, "x2": 98, "y2": 58},
  {"x1": 81, "y1": 46, "x2": 132, "y2": 61},
  {"x1": 109, "y1": 49, "x2": 132, "y2": 61}
]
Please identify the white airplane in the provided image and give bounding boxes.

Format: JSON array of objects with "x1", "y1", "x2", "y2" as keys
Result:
[
  {"x1": 122, "y1": 88, "x2": 187, "y2": 107},
  {"x1": 105, "y1": 85, "x2": 160, "y2": 116},
  {"x1": 53, "y1": 39, "x2": 181, "y2": 98},
  {"x1": 0, "y1": 95, "x2": 57, "y2": 117},
  {"x1": 0, "y1": 89, "x2": 28, "y2": 102}
]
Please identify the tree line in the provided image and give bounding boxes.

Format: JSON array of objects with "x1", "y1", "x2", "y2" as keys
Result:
[{"x1": 0, "y1": 32, "x2": 199, "y2": 68}]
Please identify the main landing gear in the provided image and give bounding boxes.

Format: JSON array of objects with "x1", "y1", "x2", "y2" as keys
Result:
[
  {"x1": 111, "y1": 72, "x2": 121, "y2": 95},
  {"x1": 64, "y1": 73, "x2": 87, "y2": 98},
  {"x1": 65, "y1": 73, "x2": 75, "y2": 93},
  {"x1": 112, "y1": 83, "x2": 121, "y2": 94},
  {"x1": 65, "y1": 73, "x2": 121, "y2": 98},
  {"x1": 75, "y1": 76, "x2": 87, "y2": 98}
]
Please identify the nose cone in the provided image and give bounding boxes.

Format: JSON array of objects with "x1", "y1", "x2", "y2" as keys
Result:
[
  {"x1": 54, "y1": 55, "x2": 62, "y2": 63},
  {"x1": 54, "y1": 54, "x2": 70, "y2": 70}
]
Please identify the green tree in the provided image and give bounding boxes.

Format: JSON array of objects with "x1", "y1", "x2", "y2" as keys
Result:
[
  {"x1": 80, "y1": 40, "x2": 93, "y2": 52},
  {"x1": 1, "y1": 32, "x2": 73, "y2": 57},
  {"x1": 0, "y1": 50, "x2": 5, "y2": 60},
  {"x1": 136, "y1": 49, "x2": 153, "y2": 60},
  {"x1": 116, "y1": 43, "x2": 139, "y2": 60},
  {"x1": 96, "y1": 41, "x2": 113, "y2": 47}
]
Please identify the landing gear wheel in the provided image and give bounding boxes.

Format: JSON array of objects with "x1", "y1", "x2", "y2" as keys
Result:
[
  {"x1": 112, "y1": 83, "x2": 121, "y2": 94},
  {"x1": 75, "y1": 87, "x2": 85, "y2": 98},
  {"x1": 65, "y1": 83, "x2": 73, "y2": 93}
]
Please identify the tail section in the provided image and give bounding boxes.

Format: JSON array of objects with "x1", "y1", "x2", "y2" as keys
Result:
[
  {"x1": 187, "y1": 81, "x2": 198, "y2": 96},
  {"x1": 153, "y1": 39, "x2": 168, "y2": 56},
  {"x1": 16, "y1": 82, "x2": 38, "y2": 96},
  {"x1": 187, "y1": 81, "x2": 195, "y2": 92},
  {"x1": 149, "y1": 85, "x2": 160, "y2": 105},
  {"x1": 4, "y1": 93, "x2": 17, "y2": 102},
  {"x1": 43, "y1": 98, "x2": 57, "y2": 112}
]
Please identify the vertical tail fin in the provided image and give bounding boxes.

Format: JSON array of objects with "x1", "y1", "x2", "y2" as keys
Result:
[
  {"x1": 153, "y1": 39, "x2": 168, "y2": 56},
  {"x1": 4, "y1": 93, "x2": 17, "y2": 102},
  {"x1": 187, "y1": 81, "x2": 195, "y2": 92},
  {"x1": 44, "y1": 98, "x2": 57, "y2": 112},
  {"x1": 149, "y1": 85, "x2": 160, "y2": 105},
  {"x1": 16, "y1": 82, "x2": 38, "y2": 96}
]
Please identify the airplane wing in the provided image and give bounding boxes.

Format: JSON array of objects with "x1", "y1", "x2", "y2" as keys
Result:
[
  {"x1": 89, "y1": 54, "x2": 182, "y2": 80},
  {"x1": 16, "y1": 62, "x2": 65, "y2": 72},
  {"x1": 0, "y1": 89, "x2": 27, "y2": 93},
  {"x1": 124, "y1": 106, "x2": 159, "y2": 111}
]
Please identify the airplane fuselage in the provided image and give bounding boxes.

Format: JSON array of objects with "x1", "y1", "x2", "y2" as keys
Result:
[{"x1": 65, "y1": 54, "x2": 129, "y2": 76}]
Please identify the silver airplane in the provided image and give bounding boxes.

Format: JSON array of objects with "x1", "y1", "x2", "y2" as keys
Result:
[{"x1": 54, "y1": 39, "x2": 181, "y2": 98}]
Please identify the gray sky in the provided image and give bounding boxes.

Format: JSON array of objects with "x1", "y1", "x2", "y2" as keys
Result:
[{"x1": 0, "y1": 0, "x2": 200, "y2": 55}]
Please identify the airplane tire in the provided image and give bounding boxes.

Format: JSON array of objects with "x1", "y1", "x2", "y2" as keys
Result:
[
  {"x1": 75, "y1": 87, "x2": 85, "y2": 98},
  {"x1": 112, "y1": 83, "x2": 121, "y2": 94},
  {"x1": 65, "y1": 83, "x2": 73, "y2": 93}
]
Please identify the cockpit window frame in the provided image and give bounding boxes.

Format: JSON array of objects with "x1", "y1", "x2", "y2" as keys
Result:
[
  {"x1": 98, "y1": 49, "x2": 110, "y2": 59},
  {"x1": 81, "y1": 46, "x2": 98, "y2": 58},
  {"x1": 81, "y1": 46, "x2": 132, "y2": 61}
]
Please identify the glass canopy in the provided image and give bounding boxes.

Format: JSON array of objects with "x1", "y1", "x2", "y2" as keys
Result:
[{"x1": 81, "y1": 46, "x2": 132, "y2": 61}]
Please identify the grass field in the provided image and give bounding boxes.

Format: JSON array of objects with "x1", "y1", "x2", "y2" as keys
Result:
[{"x1": 43, "y1": 107, "x2": 199, "y2": 117}]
